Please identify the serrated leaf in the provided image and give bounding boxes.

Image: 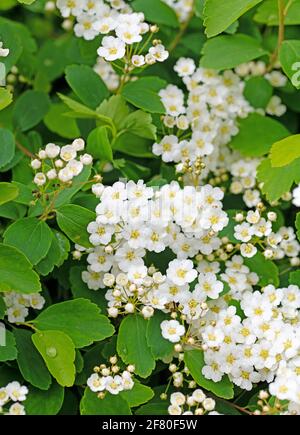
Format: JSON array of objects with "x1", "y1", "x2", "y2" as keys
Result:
[
  {"x1": 0, "y1": 330, "x2": 17, "y2": 362},
  {"x1": 0, "y1": 88, "x2": 13, "y2": 111},
  {"x1": 257, "y1": 157, "x2": 300, "y2": 202},
  {"x1": 87, "y1": 126, "x2": 113, "y2": 162},
  {"x1": 32, "y1": 330, "x2": 76, "y2": 387},
  {"x1": 201, "y1": 34, "x2": 267, "y2": 70},
  {"x1": 244, "y1": 77, "x2": 273, "y2": 108},
  {"x1": 184, "y1": 349, "x2": 234, "y2": 399},
  {"x1": 34, "y1": 298, "x2": 114, "y2": 348},
  {"x1": 204, "y1": 0, "x2": 263, "y2": 38},
  {"x1": 14, "y1": 329, "x2": 52, "y2": 390},
  {"x1": 254, "y1": 0, "x2": 300, "y2": 25},
  {"x1": 270, "y1": 134, "x2": 300, "y2": 167},
  {"x1": 80, "y1": 388, "x2": 131, "y2": 415},
  {"x1": 24, "y1": 383, "x2": 64, "y2": 415},
  {"x1": 120, "y1": 110, "x2": 157, "y2": 140},
  {"x1": 56, "y1": 204, "x2": 96, "y2": 248},
  {"x1": 117, "y1": 314, "x2": 156, "y2": 378},
  {"x1": 44, "y1": 103, "x2": 80, "y2": 139},
  {"x1": 230, "y1": 113, "x2": 289, "y2": 157},
  {"x1": 4, "y1": 217, "x2": 52, "y2": 265},
  {"x1": 0, "y1": 243, "x2": 41, "y2": 294}
]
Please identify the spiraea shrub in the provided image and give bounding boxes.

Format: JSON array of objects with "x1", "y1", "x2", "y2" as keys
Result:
[{"x1": 1, "y1": 0, "x2": 300, "y2": 416}]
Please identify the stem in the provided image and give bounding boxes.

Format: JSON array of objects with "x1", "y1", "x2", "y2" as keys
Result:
[
  {"x1": 267, "y1": 0, "x2": 287, "y2": 70},
  {"x1": 15, "y1": 322, "x2": 37, "y2": 332},
  {"x1": 168, "y1": 1, "x2": 195, "y2": 53},
  {"x1": 16, "y1": 140, "x2": 35, "y2": 159}
]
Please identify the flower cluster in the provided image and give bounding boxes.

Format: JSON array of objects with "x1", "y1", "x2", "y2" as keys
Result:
[
  {"x1": 0, "y1": 382, "x2": 28, "y2": 415},
  {"x1": 87, "y1": 356, "x2": 134, "y2": 397},
  {"x1": 93, "y1": 57, "x2": 120, "y2": 91},
  {"x1": 163, "y1": 0, "x2": 194, "y2": 23},
  {"x1": 56, "y1": 0, "x2": 169, "y2": 67},
  {"x1": 31, "y1": 138, "x2": 92, "y2": 187},
  {"x1": 168, "y1": 391, "x2": 217, "y2": 415},
  {"x1": 81, "y1": 180, "x2": 228, "y2": 317},
  {"x1": 2, "y1": 292, "x2": 45, "y2": 324}
]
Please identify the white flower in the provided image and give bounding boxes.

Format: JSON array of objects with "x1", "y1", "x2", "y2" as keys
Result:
[
  {"x1": 46, "y1": 169, "x2": 57, "y2": 180},
  {"x1": 0, "y1": 388, "x2": 9, "y2": 406},
  {"x1": 45, "y1": 143, "x2": 60, "y2": 159},
  {"x1": 8, "y1": 402, "x2": 26, "y2": 415},
  {"x1": 127, "y1": 265, "x2": 148, "y2": 285},
  {"x1": 6, "y1": 382, "x2": 28, "y2": 402},
  {"x1": 72, "y1": 138, "x2": 85, "y2": 151},
  {"x1": 170, "y1": 392, "x2": 186, "y2": 406},
  {"x1": 166, "y1": 259, "x2": 197, "y2": 286},
  {"x1": 161, "y1": 319, "x2": 185, "y2": 343},
  {"x1": 31, "y1": 159, "x2": 41, "y2": 170},
  {"x1": 80, "y1": 153, "x2": 93, "y2": 165},
  {"x1": 98, "y1": 36, "x2": 126, "y2": 61},
  {"x1": 116, "y1": 24, "x2": 142, "y2": 44},
  {"x1": 240, "y1": 243, "x2": 257, "y2": 258},
  {"x1": 60, "y1": 145, "x2": 77, "y2": 162},
  {"x1": 148, "y1": 44, "x2": 169, "y2": 62},
  {"x1": 168, "y1": 404, "x2": 182, "y2": 415},
  {"x1": 106, "y1": 375, "x2": 124, "y2": 395},
  {"x1": 34, "y1": 172, "x2": 46, "y2": 186},
  {"x1": 174, "y1": 58, "x2": 196, "y2": 77},
  {"x1": 7, "y1": 305, "x2": 29, "y2": 323},
  {"x1": 132, "y1": 55, "x2": 145, "y2": 67},
  {"x1": 153, "y1": 135, "x2": 180, "y2": 163},
  {"x1": 194, "y1": 273, "x2": 223, "y2": 300},
  {"x1": 202, "y1": 398, "x2": 215, "y2": 411},
  {"x1": 87, "y1": 374, "x2": 107, "y2": 392}
]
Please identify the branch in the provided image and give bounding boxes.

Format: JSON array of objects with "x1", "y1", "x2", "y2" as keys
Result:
[{"x1": 16, "y1": 140, "x2": 35, "y2": 158}]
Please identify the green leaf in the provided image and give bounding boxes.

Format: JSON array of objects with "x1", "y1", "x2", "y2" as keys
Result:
[
  {"x1": 0, "y1": 243, "x2": 41, "y2": 294},
  {"x1": 254, "y1": 0, "x2": 300, "y2": 25},
  {"x1": 24, "y1": 383, "x2": 64, "y2": 415},
  {"x1": 58, "y1": 93, "x2": 102, "y2": 120},
  {"x1": 32, "y1": 330, "x2": 76, "y2": 387},
  {"x1": 34, "y1": 298, "x2": 114, "y2": 348},
  {"x1": 13, "y1": 90, "x2": 50, "y2": 132},
  {"x1": 0, "y1": 88, "x2": 13, "y2": 111},
  {"x1": 204, "y1": 0, "x2": 263, "y2": 37},
  {"x1": 136, "y1": 401, "x2": 169, "y2": 415},
  {"x1": 69, "y1": 266, "x2": 107, "y2": 312},
  {"x1": 121, "y1": 110, "x2": 157, "y2": 140},
  {"x1": 279, "y1": 40, "x2": 300, "y2": 89},
  {"x1": 4, "y1": 217, "x2": 52, "y2": 265},
  {"x1": 97, "y1": 95, "x2": 129, "y2": 130},
  {"x1": 244, "y1": 251, "x2": 279, "y2": 287},
  {"x1": 56, "y1": 204, "x2": 96, "y2": 248},
  {"x1": 65, "y1": 65, "x2": 109, "y2": 109},
  {"x1": 289, "y1": 269, "x2": 300, "y2": 285},
  {"x1": 295, "y1": 213, "x2": 300, "y2": 240},
  {"x1": 113, "y1": 133, "x2": 154, "y2": 158},
  {"x1": 54, "y1": 165, "x2": 92, "y2": 209},
  {"x1": 230, "y1": 113, "x2": 289, "y2": 157},
  {"x1": 257, "y1": 157, "x2": 300, "y2": 202},
  {"x1": 184, "y1": 349, "x2": 234, "y2": 399},
  {"x1": 87, "y1": 126, "x2": 113, "y2": 162},
  {"x1": 0, "y1": 330, "x2": 17, "y2": 362},
  {"x1": 18, "y1": 0, "x2": 36, "y2": 4},
  {"x1": 80, "y1": 388, "x2": 131, "y2": 415},
  {"x1": 118, "y1": 160, "x2": 151, "y2": 181},
  {"x1": 44, "y1": 102, "x2": 80, "y2": 139},
  {"x1": 219, "y1": 210, "x2": 240, "y2": 243},
  {"x1": 0, "y1": 21, "x2": 22, "y2": 71},
  {"x1": 200, "y1": 34, "x2": 267, "y2": 70},
  {"x1": 35, "y1": 230, "x2": 70, "y2": 276},
  {"x1": 0, "y1": 182, "x2": 19, "y2": 206},
  {"x1": 146, "y1": 312, "x2": 174, "y2": 360},
  {"x1": 270, "y1": 134, "x2": 300, "y2": 167},
  {"x1": 0, "y1": 295, "x2": 5, "y2": 319},
  {"x1": 122, "y1": 77, "x2": 166, "y2": 114},
  {"x1": 244, "y1": 77, "x2": 273, "y2": 108},
  {"x1": 14, "y1": 329, "x2": 52, "y2": 390},
  {"x1": 117, "y1": 314, "x2": 155, "y2": 378},
  {"x1": 0, "y1": 128, "x2": 15, "y2": 169},
  {"x1": 120, "y1": 381, "x2": 154, "y2": 408},
  {"x1": 132, "y1": 0, "x2": 179, "y2": 27}
]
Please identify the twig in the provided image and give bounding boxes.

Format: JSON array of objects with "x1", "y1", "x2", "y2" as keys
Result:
[
  {"x1": 16, "y1": 140, "x2": 35, "y2": 159},
  {"x1": 267, "y1": 0, "x2": 289, "y2": 71}
]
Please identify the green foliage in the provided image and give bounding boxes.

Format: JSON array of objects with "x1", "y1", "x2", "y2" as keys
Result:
[
  {"x1": 279, "y1": 40, "x2": 300, "y2": 89},
  {"x1": 80, "y1": 388, "x2": 131, "y2": 415},
  {"x1": 146, "y1": 311, "x2": 174, "y2": 360},
  {"x1": 201, "y1": 34, "x2": 267, "y2": 70},
  {"x1": 184, "y1": 349, "x2": 234, "y2": 399},
  {"x1": 243, "y1": 77, "x2": 273, "y2": 108},
  {"x1": 270, "y1": 134, "x2": 300, "y2": 167},
  {"x1": 32, "y1": 330, "x2": 76, "y2": 387},
  {"x1": 13, "y1": 90, "x2": 50, "y2": 132},
  {"x1": 230, "y1": 113, "x2": 289, "y2": 157},
  {"x1": 0, "y1": 182, "x2": 19, "y2": 205},
  {"x1": 117, "y1": 314, "x2": 156, "y2": 378},
  {"x1": 24, "y1": 383, "x2": 64, "y2": 415},
  {"x1": 3, "y1": 217, "x2": 52, "y2": 265},
  {"x1": 204, "y1": 0, "x2": 263, "y2": 37},
  {"x1": 0, "y1": 243, "x2": 41, "y2": 294},
  {"x1": 87, "y1": 126, "x2": 113, "y2": 162},
  {"x1": 122, "y1": 77, "x2": 166, "y2": 114},
  {"x1": 0, "y1": 128, "x2": 15, "y2": 169},
  {"x1": 254, "y1": 0, "x2": 300, "y2": 25},
  {"x1": 33, "y1": 299, "x2": 114, "y2": 348},
  {"x1": 132, "y1": 0, "x2": 179, "y2": 27},
  {"x1": 56, "y1": 204, "x2": 96, "y2": 248},
  {"x1": 244, "y1": 252, "x2": 279, "y2": 287},
  {"x1": 0, "y1": 330, "x2": 17, "y2": 362}
]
